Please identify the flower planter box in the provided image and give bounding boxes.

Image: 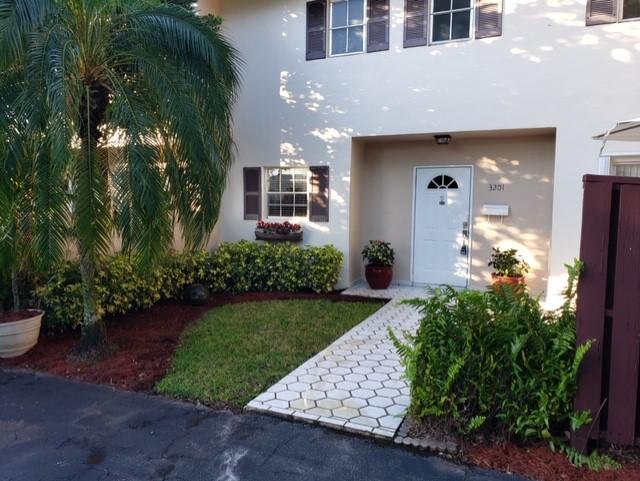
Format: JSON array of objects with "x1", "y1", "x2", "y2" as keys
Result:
[
  {"x1": 255, "y1": 230, "x2": 303, "y2": 242},
  {"x1": 0, "y1": 309, "x2": 44, "y2": 358}
]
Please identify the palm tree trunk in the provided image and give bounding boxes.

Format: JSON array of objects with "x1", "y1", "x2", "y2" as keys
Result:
[
  {"x1": 11, "y1": 270, "x2": 20, "y2": 312},
  {"x1": 76, "y1": 247, "x2": 107, "y2": 355}
]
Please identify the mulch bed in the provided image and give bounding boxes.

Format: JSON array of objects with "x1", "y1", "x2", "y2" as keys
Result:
[
  {"x1": 3, "y1": 291, "x2": 640, "y2": 481},
  {"x1": 0, "y1": 291, "x2": 386, "y2": 392},
  {"x1": 466, "y1": 441, "x2": 640, "y2": 481}
]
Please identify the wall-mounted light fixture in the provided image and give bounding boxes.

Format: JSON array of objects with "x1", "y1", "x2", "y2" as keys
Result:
[{"x1": 434, "y1": 134, "x2": 452, "y2": 145}]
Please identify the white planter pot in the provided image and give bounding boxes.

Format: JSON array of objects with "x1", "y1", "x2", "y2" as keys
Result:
[{"x1": 0, "y1": 310, "x2": 43, "y2": 358}]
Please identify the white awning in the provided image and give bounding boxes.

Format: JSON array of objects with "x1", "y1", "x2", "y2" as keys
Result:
[{"x1": 594, "y1": 118, "x2": 640, "y2": 141}]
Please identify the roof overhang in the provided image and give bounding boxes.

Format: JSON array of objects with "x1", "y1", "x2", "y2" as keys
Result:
[{"x1": 594, "y1": 118, "x2": 640, "y2": 142}]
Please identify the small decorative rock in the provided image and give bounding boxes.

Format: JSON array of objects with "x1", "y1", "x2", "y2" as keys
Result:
[{"x1": 184, "y1": 283, "x2": 209, "y2": 306}]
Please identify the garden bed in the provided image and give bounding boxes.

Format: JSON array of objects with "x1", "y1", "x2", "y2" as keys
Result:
[
  {"x1": 0, "y1": 292, "x2": 386, "y2": 393},
  {"x1": 466, "y1": 440, "x2": 640, "y2": 481}
]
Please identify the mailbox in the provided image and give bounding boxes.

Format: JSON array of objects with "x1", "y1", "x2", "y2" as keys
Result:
[{"x1": 482, "y1": 204, "x2": 510, "y2": 217}]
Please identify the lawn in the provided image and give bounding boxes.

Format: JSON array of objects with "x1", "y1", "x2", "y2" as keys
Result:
[{"x1": 155, "y1": 299, "x2": 384, "y2": 408}]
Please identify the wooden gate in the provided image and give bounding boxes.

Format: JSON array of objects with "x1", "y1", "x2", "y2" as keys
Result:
[{"x1": 572, "y1": 175, "x2": 640, "y2": 450}]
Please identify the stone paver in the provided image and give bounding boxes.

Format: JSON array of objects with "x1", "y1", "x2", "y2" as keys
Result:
[{"x1": 247, "y1": 283, "x2": 428, "y2": 439}]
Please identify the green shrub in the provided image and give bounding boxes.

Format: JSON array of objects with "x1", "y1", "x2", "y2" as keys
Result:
[
  {"x1": 391, "y1": 260, "x2": 590, "y2": 440},
  {"x1": 488, "y1": 247, "x2": 530, "y2": 278},
  {"x1": 38, "y1": 242, "x2": 343, "y2": 332},
  {"x1": 361, "y1": 240, "x2": 395, "y2": 267},
  {"x1": 216, "y1": 241, "x2": 343, "y2": 294}
]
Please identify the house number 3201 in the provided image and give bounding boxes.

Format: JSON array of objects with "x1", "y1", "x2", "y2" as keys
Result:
[{"x1": 489, "y1": 184, "x2": 505, "y2": 192}]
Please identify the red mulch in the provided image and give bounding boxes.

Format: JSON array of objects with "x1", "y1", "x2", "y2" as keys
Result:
[
  {"x1": 0, "y1": 310, "x2": 40, "y2": 324},
  {"x1": 0, "y1": 291, "x2": 385, "y2": 391},
  {"x1": 466, "y1": 441, "x2": 640, "y2": 481},
  {"x1": 4, "y1": 291, "x2": 640, "y2": 481}
]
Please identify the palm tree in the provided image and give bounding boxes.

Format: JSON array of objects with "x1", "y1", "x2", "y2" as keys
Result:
[{"x1": 0, "y1": 0, "x2": 240, "y2": 357}]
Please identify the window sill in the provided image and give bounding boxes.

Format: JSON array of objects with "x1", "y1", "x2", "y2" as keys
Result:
[
  {"x1": 329, "y1": 50, "x2": 365, "y2": 58},
  {"x1": 429, "y1": 36, "x2": 473, "y2": 46}
]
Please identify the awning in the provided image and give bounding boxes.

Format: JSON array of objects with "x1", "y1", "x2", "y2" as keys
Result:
[{"x1": 594, "y1": 118, "x2": 640, "y2": 141}]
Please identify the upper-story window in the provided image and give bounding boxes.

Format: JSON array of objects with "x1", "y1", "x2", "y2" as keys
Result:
[
  {"x1": 623, "y1": 0, "x2": 640, "y2": 20},
  {"x1": 431, "y1": 0, "x2": 473, "y2": 43},
  {"x1": 587, "y1": 0, "x2": 640, "y2": 25},
  {"x1": 330, "y1": 0, "x2": 366, "y2": 56},
  {"x1": 306, "y1": 0, "x2": 390, "y2": 61}
]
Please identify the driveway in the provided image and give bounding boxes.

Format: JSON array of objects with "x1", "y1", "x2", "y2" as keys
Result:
[{"x1": 0, "y1": 370, "x2": 524, "y2": 481}]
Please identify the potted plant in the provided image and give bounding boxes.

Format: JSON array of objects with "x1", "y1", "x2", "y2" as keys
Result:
[
  {"x1": 0, "y1": 132, "x2": 45, "y2": 358},
  {"x1": 362, "y1": 240, "x2": 395, "y2": 290},
  {"x1": 0, "y1": 303, "x2": 44, "y2": 359},
  {"x1": 255, "y1": 220, "x2": 303, "y2": 242},
  {"x1": 488, "y1": 247, "x2": 530, "y2": 290}
]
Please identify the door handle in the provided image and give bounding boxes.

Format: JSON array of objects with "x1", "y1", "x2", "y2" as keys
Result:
[{"x1": 460, "y1": 221, "x2": 469, "y2": 256}]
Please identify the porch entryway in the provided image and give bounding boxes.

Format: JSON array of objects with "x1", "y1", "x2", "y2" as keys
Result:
[{"x1": 348, "y1": 130, "x2": 556, "y2": 295}]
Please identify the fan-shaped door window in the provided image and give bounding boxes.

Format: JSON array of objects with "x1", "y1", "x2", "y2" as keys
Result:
[{"x1": 428, "y1": 174, "x2": 459, "y2": 190}]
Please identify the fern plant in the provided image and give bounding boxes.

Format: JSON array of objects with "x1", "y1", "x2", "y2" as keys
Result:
[{"x1": 391, "y1": 260, "x2": 591, "y2": 443}]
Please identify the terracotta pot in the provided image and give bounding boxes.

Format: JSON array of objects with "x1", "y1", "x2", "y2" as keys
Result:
[
  {"x1": 365, "y1": 265, "x2": 393, "y2": 290},
  {"x1": 0, "y1": 309, "x2": 43, "y2": 358},
  {"x1": 491, "y1": 273, "x2": 525, "y2": 292}
]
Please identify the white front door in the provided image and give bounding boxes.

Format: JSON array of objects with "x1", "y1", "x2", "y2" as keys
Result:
[{"x1": 412, "y1": 166, "x2": 472, "y2": 287}]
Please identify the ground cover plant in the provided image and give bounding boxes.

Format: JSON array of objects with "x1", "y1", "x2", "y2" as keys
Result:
[
  {"x1": 390, "y1": 261, "x2": 619, "y2": 470},
  {"x1": 156, "y1": 299, "x2": 384, "y2": 408}
]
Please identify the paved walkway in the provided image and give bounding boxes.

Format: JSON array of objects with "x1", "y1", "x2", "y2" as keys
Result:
[
  {"x1": 247, "y1": 284, "x2": 426, "y2": 439},
  {"x1": 0, "y1": 370, "x2": 524, "y2": 481}
]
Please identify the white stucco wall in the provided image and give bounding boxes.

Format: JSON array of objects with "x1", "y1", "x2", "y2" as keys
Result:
[{"x1": 199, "y1": 0, "x2": 640, "y2": 301}]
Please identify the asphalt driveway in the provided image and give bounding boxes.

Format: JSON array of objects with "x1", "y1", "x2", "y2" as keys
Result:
[{"x1": 0, "y1": 370, "x2": 525, "y2": 481}]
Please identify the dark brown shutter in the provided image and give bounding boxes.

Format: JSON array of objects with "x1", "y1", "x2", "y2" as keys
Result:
[
  {"x1": 309, "y1": 166, "x2": 330, "y2": 222},
  {"x1": 475, "y1": 0, "x2": 503, "y2": 38},
  {"x1": 586, "y1": 0, "x2": 618, "y2": 25},
  {"x1": 404, "y1": 0, "x2": 428, "y2": 48},
  {"x1": 243, "y1": 167, "x2": 261, "y2": 220},
  {"x1": 306, "y1": 0, "x2": 327, "y2": 61},
  {"x1": 367, "y1": 0, "x2": 390, "y2": 52}
]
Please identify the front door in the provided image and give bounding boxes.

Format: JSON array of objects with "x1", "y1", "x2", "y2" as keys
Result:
[{"x1": 412, "y1": 166, "x2": 472, "y2": 287}]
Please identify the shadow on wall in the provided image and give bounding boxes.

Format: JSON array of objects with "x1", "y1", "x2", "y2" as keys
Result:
[{"x1": 205, "y1": 0, "x2": 640, "y2": 290}]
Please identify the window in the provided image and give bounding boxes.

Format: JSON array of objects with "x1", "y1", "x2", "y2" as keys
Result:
[
  {"x1": 330, "y1": 0, "x2": 366, "y2": 55},
  {"x1": 428, "y1": 175, "x2": 459, "y2": 189},
  {"x1": 266, "y1": 168, "x2": 309, "y2": 218},
  {"x1": 431, "y1": 0, "x2": 473, "y2": 43},
  {"x1": 610, "y1": 156, "x2": 640, "y2": 177},
  {"x1": 623, "y1": 0, "x2": 640, "y2": 20},
  {"x1": 586, "y1": 0, "x2": 640, "y2": 24}
]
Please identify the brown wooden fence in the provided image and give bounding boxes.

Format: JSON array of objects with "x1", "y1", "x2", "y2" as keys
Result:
[{"x1": 572, "y1": 175, "x2": 640, "y2": 450}]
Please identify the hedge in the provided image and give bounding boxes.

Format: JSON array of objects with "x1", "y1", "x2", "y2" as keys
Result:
[{"x1": 38, "y1": 241, "x2": 343, "y2": 333}]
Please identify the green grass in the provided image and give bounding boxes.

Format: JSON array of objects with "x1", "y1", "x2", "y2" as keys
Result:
[{"x1": 156, "y1": 299, "x2": 384, "y2": 408}]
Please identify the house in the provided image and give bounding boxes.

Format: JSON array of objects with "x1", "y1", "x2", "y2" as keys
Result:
[{"x1": 198, "y1": 0, "x2": 640, "y2": 304}]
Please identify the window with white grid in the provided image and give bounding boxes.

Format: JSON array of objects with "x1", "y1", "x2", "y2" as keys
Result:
[
  {"x1": 330, "y1": 0, "x2": 366, "y2": 55},
  {"x1": 431, "y1": 0, "x2": 473, "y2": 43},
  {"x1": 610, "y1": 156, "x2": 640, "y2": 177},
  {"x1": 266, "y1": 168, "x2": 309, "y2": 218}
]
